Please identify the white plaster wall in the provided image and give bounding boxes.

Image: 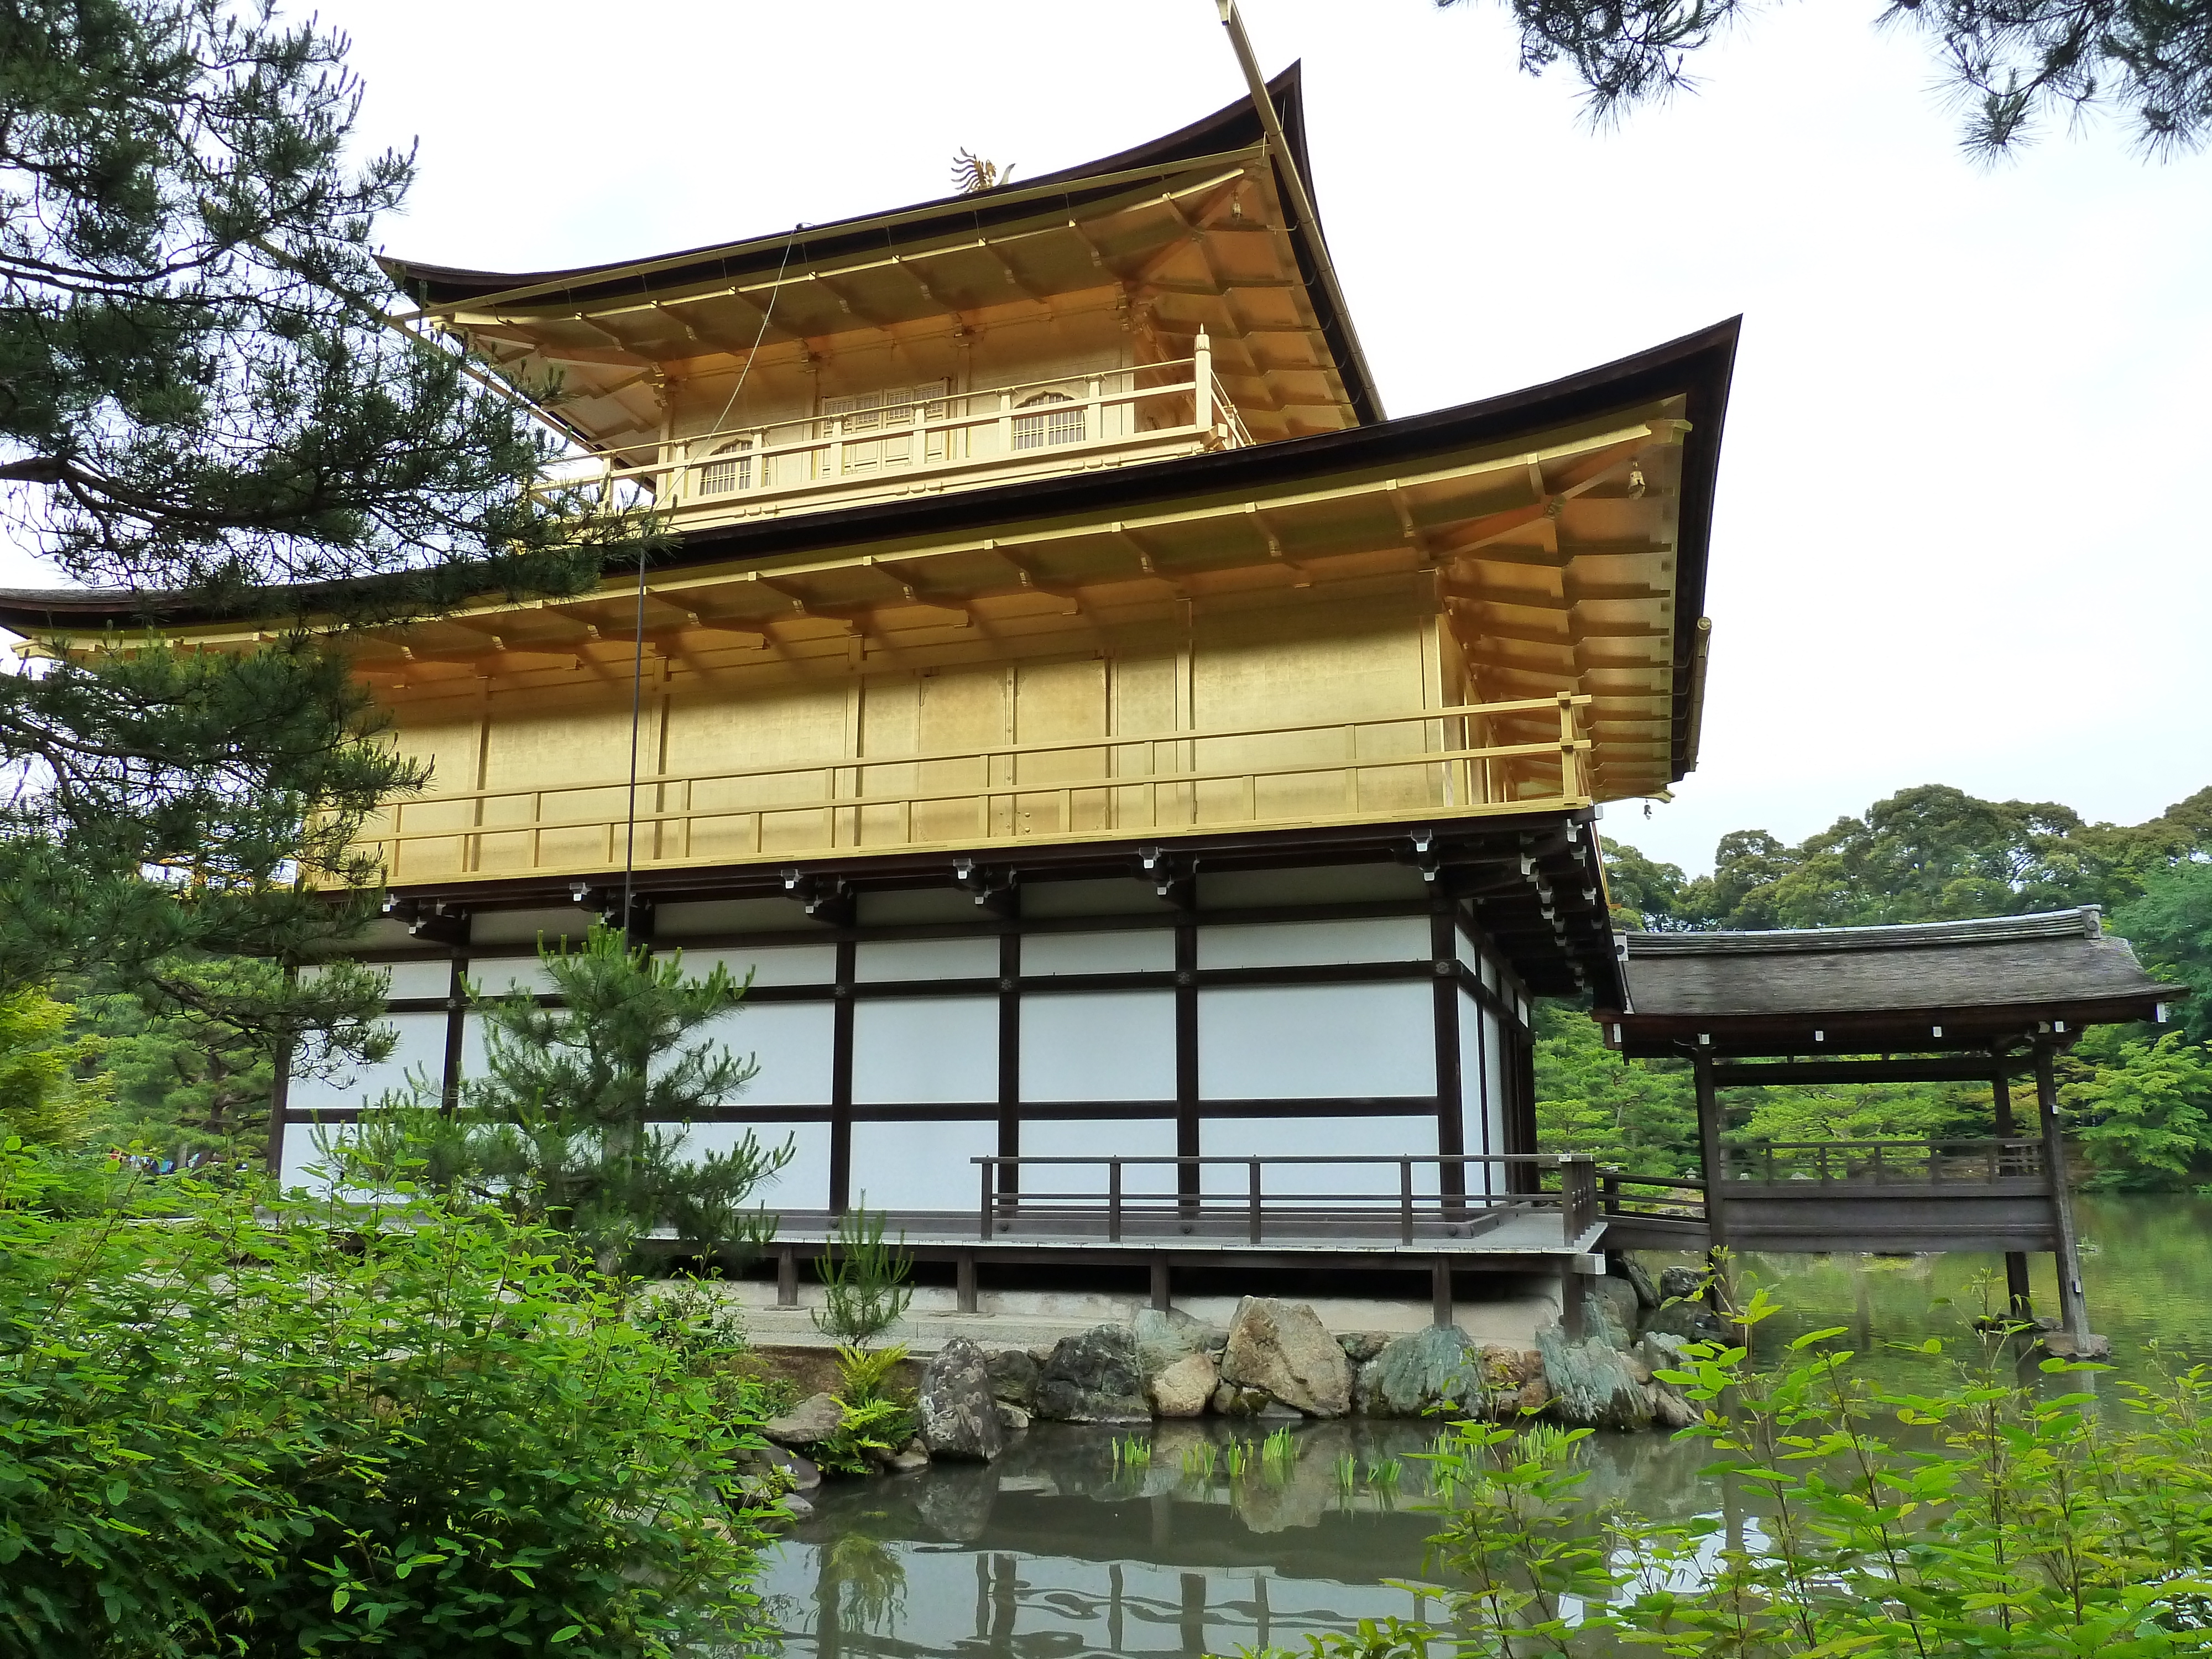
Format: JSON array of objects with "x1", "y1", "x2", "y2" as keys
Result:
[
  {"x1": 1021, "y1": 990, "x2": 1175, "y2": 1100},
  {"x1": 1481, "y1": 1004, "x2": 1510, "y2": 1164},
  {"x1": 677, "y1": 942, "x2": 837, "y2": 987},
  {"x1": 1017, "y1": 1117, "x2": 1180, "y2": 1196},
  {"x1": 1458, "y1": 998, "x2": 1499, "y2": 1195},
  {"x1": 289, "y1": 1010, "x2": 446, "y2": 1114},
  {"x1": 1197, "y1": 915, "x2": 1428, "y2": 969},
  {"x1": 851, "y1": 996, "x2": 997, "y2": 1103},
  {"x1": 1199, "y1": 1114, "x2": 1438, "y2": 1196},
  {"x1": 692, "y1": 1003, "x2": 835, "y2": 1106},
  {"x1": 854, "y1": 936, "x2": 998, "y2": 982},
  {"x1": 279, "y1": 1119, "x2": 349, "y2": 1191},
  {"x1": 1020, "y1": 930, "x2": 1173, "y2": 975},
  {"x1": 1197, "y1": 982, "x2": 1434, "y2": 1099},
  {"x1": 302, "y1": 959, "x2": 448, "y2": 999},
  {"x1": 847, "y1": 1118, "x2": 998, "y2": 1212},
  {"x1": 465, "y1": 954, "x2": 559, "y2": 996},
  {"x1": 662, "y1": 1120, "x2": 829, "y2": 1213}
]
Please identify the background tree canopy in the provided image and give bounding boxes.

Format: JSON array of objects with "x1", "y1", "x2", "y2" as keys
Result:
[{"x1": 1435, "y1": 0, "x2": 2212, "y2": 156}]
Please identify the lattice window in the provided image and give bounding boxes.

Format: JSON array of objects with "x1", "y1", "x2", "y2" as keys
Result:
[
  {"x1": 1013, "y1": 390, "x2": 1084, "y2": 451},
  {"x1": 823, "y1": 380, "x2": 948, "y2": 473},
  {"x1": 697, "y1": 436, "x2": 753, "y2": 495}
]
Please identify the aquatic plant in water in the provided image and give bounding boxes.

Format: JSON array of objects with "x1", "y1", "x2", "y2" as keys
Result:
[
  {"x1": 1222, "y1": 1439, "x2": 1254, "y2": 1480},
  {"x1": 1181, "y1": 1440, "x2": 1219, "y2": 1481},
  {"x1": 1110, "y1": 1434, "x2": 1152, "y2": 1470}
]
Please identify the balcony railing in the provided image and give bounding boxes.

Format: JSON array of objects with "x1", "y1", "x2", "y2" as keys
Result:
[
  {"x1": 536, "y1": 340, "x2": 1254, "y2": 527},
  {"x1": 1723, "y1": 1139, "x2": 2049, "y2": 1186},
  {"x1": 972, "y1": 1154, "x2": 1604, "y2": 1247},
  {"x1": 362, "y1": 692, "x2": 1593, "y2": 883}
]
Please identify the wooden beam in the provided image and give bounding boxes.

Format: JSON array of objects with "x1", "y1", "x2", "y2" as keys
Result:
[{"x1": 1713, "y1": 1058, "x2": 2023, "y2": 1086}]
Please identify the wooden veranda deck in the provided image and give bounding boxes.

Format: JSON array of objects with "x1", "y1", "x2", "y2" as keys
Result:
[{"x1": 752, "y1": 1139, "x2": 2078, "y2": 1329}]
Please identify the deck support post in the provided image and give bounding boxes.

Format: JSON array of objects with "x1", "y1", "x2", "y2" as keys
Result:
[
  {"x1": 776, "y1": 1246, "x2": 797, "y2": 1308},
  {"x1": 1431, "y1": 1255, "x2": 1453, "y2": 1328},
  {"x1": 956, "y1": 1250, "x2": 978, "y2": 1314},
  {"x1": 1150, "y1": 1258, "x2": 1171, "y2": 1312},
  {"x1": 1693, "y1": 1048, "x2": 1728, "y2": 1249},
  {"x1": 2033, "y1": 1042, "x2": 2094, "y2": 1351},
  {"x1": 1560, "y1": 1260, "x2": 1586, "y2": 1342},
  {"x1": 1992, "y1": 1072, "x2": 2035, "y2": 1318}
]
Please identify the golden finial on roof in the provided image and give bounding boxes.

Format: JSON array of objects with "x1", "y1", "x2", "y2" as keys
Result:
[{"x1": 951, "y1": 149, "x2": 1015, "y2": 194}]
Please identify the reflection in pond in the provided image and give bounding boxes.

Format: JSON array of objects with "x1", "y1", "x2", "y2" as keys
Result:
[{"x1": 760, "y1": 1418, "x2": 1715, "y2": 1659}]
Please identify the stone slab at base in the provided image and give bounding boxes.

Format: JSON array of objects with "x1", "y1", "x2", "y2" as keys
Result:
[{"x1": 680, "y1": 1278, "x2": 1556, "y2": 1356}]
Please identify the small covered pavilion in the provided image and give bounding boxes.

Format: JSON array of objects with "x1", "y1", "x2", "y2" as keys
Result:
[{"x1": 1597, "y1": 908, "x2": 2177, "y2": 1351}]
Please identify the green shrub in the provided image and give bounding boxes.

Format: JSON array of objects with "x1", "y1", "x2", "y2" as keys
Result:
[{"x1": 0, "y1": 1140, "x2": 780, "y2": 1656}]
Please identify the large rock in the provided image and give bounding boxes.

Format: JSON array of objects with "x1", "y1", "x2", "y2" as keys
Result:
[
  {"x1": 1649, "y1": 1385, "x2": 1699, "y2": 1429},
  {"x1": 1212, "y1": 1380, "x2": 1269, "y2": 1416},
  {"x1": 1587, "y1": 1278, "x2": 1639, "y2": 1347},
  {"x1": 1337, "y1": 1331, "x2": 1390, "y2": 1364},
  {"x1": 1149, "y1": 1350, "x2": 1217, "y2": 1417},
  {"x1": 986, "y1": 1348, "x2": 1041, "y2": 1408},
  {"x1": 1614, "y1": 1253, "x2": 1661, "y2": 1311},
  {"x1": 1133, "y1": 1307, "x2": 1215, "y2": 1377},
  {"x1": 1535, "y1": 1322, "x2": 1652, "y2": 1430},
  {"x1": 1219, "y1": 1297, "x2": 1352, "y2": 1418},
  {"x1": 1658, "y1": 1265, "x2": 1708, "y2": 1304},
  {"x1": 1361, "y1": 1325, "x2": 1487, "y2": 1418},
  {"x1": 919, "y1": 1337, "x2": 1006, "y2": 1462},
  {"x1": 1035, "y1": 1324, "x2": 1151, "y2": 1423},
  {"x1": 1643, "y1": 1298, "x2": 1729, "y2": 1345},
  {"x1": 763, "y1": 1391, "x2": 844, "y2": 1447}
]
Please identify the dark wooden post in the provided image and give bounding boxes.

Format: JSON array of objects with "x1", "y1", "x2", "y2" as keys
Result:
[
  {"x1": 1693, "y1": 1048, "x2": 1734, "y2": 1313},
  {"x1": 1150, "y1": 1257, "x2": 1171, "y2": 1312},
  {"x1": 1993, "y1": 1071, "x2": 2033, "y2": 1318},
  {"x1": 1431, "y1": 1254, "x2": 1454, "y2": 1328},
  {"x1": 1693, "y1": 1048, "x2": 1727, "y2": 1246},
  {"x1": 776, "y1": 1245, "x2": 798, "y2": 1308},
  {"x1": 1430, "y1": 906, "x2": 1468, "y2": 1219},
  {"x1": 956, "y1": 1250, "x2": 978, "y2": 1314},
  {"x1": 2033, "y1": 1041, "x2": 2093, "y2": 1351}
]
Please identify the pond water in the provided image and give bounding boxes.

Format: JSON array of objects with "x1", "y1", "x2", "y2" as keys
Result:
[{"x1": 760, "y1": 1193, "x2": 2212, "y2": 1659}]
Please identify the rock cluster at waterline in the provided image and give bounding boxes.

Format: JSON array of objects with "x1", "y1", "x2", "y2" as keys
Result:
[{"x1": 926, "y1": 1270, "x2": 1706, "y2": 1459}]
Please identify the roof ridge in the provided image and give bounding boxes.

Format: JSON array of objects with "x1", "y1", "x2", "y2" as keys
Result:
[{"x1": 1624, "y1": 908, "x2": 2101, "y2": 957}]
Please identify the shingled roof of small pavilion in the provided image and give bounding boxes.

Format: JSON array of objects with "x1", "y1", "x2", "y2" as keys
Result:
[{"x1": 1598, "y1": 909, "x2": 2176, "y2": 1059}]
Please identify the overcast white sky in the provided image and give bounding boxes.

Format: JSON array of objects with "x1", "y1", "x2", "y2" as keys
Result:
[{"x1": 6, "y1": 0, "x2": 2208, "y2": 874}]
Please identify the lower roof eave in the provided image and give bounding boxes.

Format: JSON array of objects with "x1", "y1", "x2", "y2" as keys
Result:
[{"x1": 1597, "y1": 997, "x2": 2173, "y2": 1060}]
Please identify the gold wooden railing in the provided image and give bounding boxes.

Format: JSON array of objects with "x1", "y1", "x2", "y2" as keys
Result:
[
  {"x1": 539, "y1": 338, "x2": 1254, "y2": 522},
  {"x1": 363, "y1": 693, "x2": 1592, "y2": 883}
]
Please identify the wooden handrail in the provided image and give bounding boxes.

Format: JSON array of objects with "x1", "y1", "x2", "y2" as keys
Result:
[
  {"x1": 382, "y1": 695, "x2": 1590, "y2": 811},
  {"x1": 971, "y1": 1152, "x2": 1616, "y2": 1248}
]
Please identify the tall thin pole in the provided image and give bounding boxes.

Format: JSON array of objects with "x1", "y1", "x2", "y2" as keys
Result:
[{"x1": 1213, "y1": 1, "x2": 1386, "y2": 421}]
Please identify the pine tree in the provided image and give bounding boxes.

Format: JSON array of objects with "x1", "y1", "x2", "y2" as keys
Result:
[
  {"x1": 0, "y1": 2, "x2": 652, "y2": 1062},
  {"x1": 1435, "y1": 0, "x2": 2212, "y2": 156},
  {"x1": 331, "y1": 927, "x2": 794, "y2": 1277}
]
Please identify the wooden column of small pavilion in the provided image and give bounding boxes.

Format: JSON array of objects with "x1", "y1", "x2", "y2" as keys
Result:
[{"x1": 1597, "y1": 909, "x2": 2176, "y2": 1353}]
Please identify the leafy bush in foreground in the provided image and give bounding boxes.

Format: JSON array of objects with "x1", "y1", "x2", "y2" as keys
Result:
[
  {"x1": 0, "y1": 1143, "x2": 779, "y2": 1656},
  {"x1": 1280, "y1": 1287, "x2": 2212, "y2": 1658}
]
